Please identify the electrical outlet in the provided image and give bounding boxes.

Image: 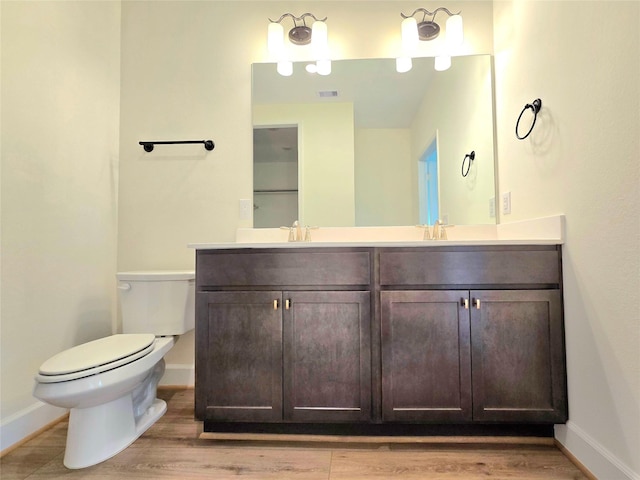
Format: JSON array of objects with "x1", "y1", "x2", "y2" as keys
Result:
[
  {"x1": 502, "y1": 192, "x2": 511, "y2": 215},
  {"x1": 239, "y1": 199, "x2": 252, "y2": 220},
  {"x1": 489, "y1": 197, "x2": 496, "y2": 218}
]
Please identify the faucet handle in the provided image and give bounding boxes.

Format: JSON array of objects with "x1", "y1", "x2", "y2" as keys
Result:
[
  {"x1": 280, "y1": 226, "x2": 296, "y2": 242},
  {"x1": 304, "y1": 226, "x2": 319, "y2": 242},
  {"x1": 415, "y1": 225, "x2": 432, "y2": 240},
  {"x1": 438, "y1": 222, "x2": 454, "y2": 240}
]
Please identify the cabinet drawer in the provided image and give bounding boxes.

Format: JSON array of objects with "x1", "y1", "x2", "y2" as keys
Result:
[
  {"x1": 197, "y1": 250, "x2": 371, "y2": 287},
  {"x1": 379, "y1": 247, "x2": 560, "y2": 286}
]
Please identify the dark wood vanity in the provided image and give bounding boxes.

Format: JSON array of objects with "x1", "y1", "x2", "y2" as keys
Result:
[{"x1": 194, "y1": 244, "x2": 567, "y2": 436}]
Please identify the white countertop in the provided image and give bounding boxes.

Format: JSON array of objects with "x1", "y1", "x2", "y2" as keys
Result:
[
  {"x1": 188, "y1": 238, "x2": 562, "y2": 250},
  {"x1": 188, "y1": 215, "x2": 565, "y2": 250}
]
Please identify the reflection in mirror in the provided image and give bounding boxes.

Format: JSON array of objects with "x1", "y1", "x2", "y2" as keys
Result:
[{"x1": 252, "y1": 55, "x2": 496, "y2": 227}]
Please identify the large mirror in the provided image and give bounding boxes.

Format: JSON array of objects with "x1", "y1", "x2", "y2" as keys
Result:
[{"x1": 252, "y1": 55, "x2": 496, "y2": 228}]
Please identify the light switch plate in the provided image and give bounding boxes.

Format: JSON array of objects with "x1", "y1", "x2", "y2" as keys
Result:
[
  {"x1": 502, "y1": 192, "x2": 511, "y2": 215},
  {"x1": 239, "y1": 199, "x2": 252, "y2": 220}
]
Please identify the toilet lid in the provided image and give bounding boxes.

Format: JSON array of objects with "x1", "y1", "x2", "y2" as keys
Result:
[{"x1": 38, "y1": 334, "x2": 156, "y2": 380}]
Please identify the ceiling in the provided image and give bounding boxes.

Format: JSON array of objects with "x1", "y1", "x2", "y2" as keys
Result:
[
  {"x1": 252, "y1": 57, "x2": 437, "y2": 129},
  {"x1": 252, "y1": 57, "x2": 438, "y2": 163}
]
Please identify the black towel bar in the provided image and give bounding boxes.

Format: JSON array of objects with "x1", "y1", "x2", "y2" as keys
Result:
[{"x1": 139, "y1": 140, "x2": 215, "y2": 152}]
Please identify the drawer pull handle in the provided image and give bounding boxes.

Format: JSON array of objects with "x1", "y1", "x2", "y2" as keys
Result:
[
  {"x1": 474, "y1": 298, "x2": 481, "y2": 309},
  {"x1": 285, "y1": 299, "x2": 291, "y2": 310},
  {"x1": 462, "y1": 298, "x2": 469, "y2": 309},
  {"x1": 273, "y1": 299, "x2": 279, "y2": 310}
]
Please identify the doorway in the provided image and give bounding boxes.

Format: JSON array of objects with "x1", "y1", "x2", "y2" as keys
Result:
[
  {"x1": 418, "y1": 135, "x2": 439, "y2": 226},
  {"x1": 253, "y1": 126, "x2": 299, "y2": 228}
]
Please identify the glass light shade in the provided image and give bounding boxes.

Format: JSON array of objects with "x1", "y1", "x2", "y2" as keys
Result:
[
  {"x1": 446, "y1": 15, "x2": 464, "y2": 46},
  {"x1": 268, "y1": 22, "x2": 284, "y2": 56},
  {"x1": 434, "y1": 55, "x2": 451, "y2": 71},
  {"x1": 311, "y1": 20, "x2": 328, "y2": 54},
  {"x1": 401, "y1": 17, "x2": 418, "y2": 51},
  {"x1": 305, "y1": 63, "x2": 318, "y2": 74},
  {"x1": 316, "y1": 59, "x2": 331, "y2": 76},
  {"x1": 396, "y1": 57, "x2": 412, "y2": 73},
  {"x1": 277, "y1": 60, "x2": 293, "y2": 76}
]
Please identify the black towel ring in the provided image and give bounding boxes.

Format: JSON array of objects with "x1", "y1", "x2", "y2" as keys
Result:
[
  {"x1": 515, "y1": 98, "x2": 542, "y2": 140},
  {"x1": 461, "y1": 151, "x2": 475, "y2": 177}
]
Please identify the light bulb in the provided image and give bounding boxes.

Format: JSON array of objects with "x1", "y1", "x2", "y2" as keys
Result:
[
  {"x1": 268, "y1": 22, "x2": 284, "y2": 56},
  {"x1": 434, "y1": 55, "x2": 451, "y2": 71},
  {"x1": 316, "y1": 59, "x2": 331, "y2": 76},
  {"x1": 401, "y1": 17, "x2": 418, "y2": 51},
  {"x1": 396, "y1": 57, "x2": 412, "y2": 73},
  {"x1": 311, "y1": 20, "x2": 328, "y2": 54},
  {"x1": 277, "y1": 60, "x2": 293, "y2": 76},
  {"x1": 446, "y1": 15, "x2": 463, "y2": 46}
]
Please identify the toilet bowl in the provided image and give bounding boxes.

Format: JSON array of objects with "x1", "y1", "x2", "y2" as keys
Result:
[{"x1": 33, "y1": 271, "x2": 194, "y2": 469}]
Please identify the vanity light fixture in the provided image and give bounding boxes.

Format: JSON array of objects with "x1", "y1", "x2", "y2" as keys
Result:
[
  {"x1": 268, "y1": 13, "x2": 330, "y2": 76},
  {"x1": 396, "y1": 7, "x2": 464, "y2": 73}
]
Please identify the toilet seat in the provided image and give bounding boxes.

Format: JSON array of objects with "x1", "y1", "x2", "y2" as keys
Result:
[{"x1": 36, "y1": 334, "x2": 156, "y2": 383}]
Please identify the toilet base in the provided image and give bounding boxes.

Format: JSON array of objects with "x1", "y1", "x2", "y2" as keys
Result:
[{"x1": 64, "y1": 395, "x2": 167, "y2": 469}]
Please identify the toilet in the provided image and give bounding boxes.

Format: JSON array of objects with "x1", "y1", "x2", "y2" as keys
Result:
[{"x1": 33, "y1": 271, "x2": 195, "y2": 469}]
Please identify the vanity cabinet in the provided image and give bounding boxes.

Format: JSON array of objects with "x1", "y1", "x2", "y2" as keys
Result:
[
  {"x1": 195, "y1": 249, "x2": 372, "y2": 424},
  {"x1": 378, "y1": 246, "x2": 567, "y2": 424},
  {"x1": 380, "y1": 289, "x2": 566, "y2": 423},
  {"x1": 195, "y1": 244, "x2": 567, "y2": 432}
]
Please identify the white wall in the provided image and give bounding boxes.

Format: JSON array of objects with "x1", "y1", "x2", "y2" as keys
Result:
[
  {"x1": 1, "y1": 0, "x2": 121, "y2": 449},
  {"x1": 118, "y1": 0, "x2": 493, "y2": 367},
  {"x1": 411, "y1": 55, "x2": 496, "y2": 225},
  {"x1": 253, "y1": 102, "x2": 356, "y2": 227},
  {"x1": 493, "y1": 2, "x2": 639, "y2": 478},
  {"x1": 355, "y1": 128, "x2": 413, "y2": 226}
]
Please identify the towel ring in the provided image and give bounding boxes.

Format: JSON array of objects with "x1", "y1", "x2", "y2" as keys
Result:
[
  {"x1": 461, "y1": 151, "x2": 475, "y2": 177},
  {"x1": 515, "y1": 98, "x2": 542, "y2": 140}
]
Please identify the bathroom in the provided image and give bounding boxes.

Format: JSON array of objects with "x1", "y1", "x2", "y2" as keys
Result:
[{"x1": 1, "y1": 1, "x2": 638, "y2": 479}]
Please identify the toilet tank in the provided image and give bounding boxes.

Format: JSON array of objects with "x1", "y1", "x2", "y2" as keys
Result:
[{"x1": 116, "y1": 271, "x2": 195, "y2": 335}]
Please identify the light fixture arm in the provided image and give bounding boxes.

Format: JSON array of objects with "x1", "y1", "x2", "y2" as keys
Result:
[
  {"x1": 269, "y1": 12, "x2": 327, "y2": 26},
  {"x1": 400, "y1": 7, "x2": 462, "y2": 42},
  {"x1": 268, "y1": 12, "x2": 328, "y2": 46},
  {"x1": 400, "y1": 7, "x2": 460, "y2": 21}
]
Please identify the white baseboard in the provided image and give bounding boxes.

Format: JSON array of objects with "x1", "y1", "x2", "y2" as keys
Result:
[
  {"x1": 1, "y1": 401, "x2": 67, "y2": 453},
  {"x1": 555, "y1": 422, "x2": 639, "y2": 480},
  {"x1": 159, "y1": 363, "x2": 194, "y2": 387}
]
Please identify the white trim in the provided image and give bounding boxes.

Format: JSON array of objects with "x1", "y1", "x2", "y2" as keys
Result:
[
  {"x1": 555, "y1": 421, "x2": 640, "y2": 480},
  {"x1": 1, "y1": 401, "x2": 67, "y2": 452},
  {"x1": 159, "y1": 363, "x2": 194, "y2": 387}
]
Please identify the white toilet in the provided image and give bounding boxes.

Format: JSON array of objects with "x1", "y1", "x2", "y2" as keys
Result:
[{"x1": 33, "y1": 271, "x2": 195, "y2": 469}]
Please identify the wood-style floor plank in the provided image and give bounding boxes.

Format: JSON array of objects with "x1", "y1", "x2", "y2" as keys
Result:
[
  {"x1": 328, "y1": 446, "x2": 587, "y2": 480},
  {"x1": 0, "y1": 388, "x2": 588, "y2": 480}
]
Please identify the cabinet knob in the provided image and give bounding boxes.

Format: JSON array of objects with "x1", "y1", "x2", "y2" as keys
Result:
[
  {"x1": 273, "y1": 299, "x2": 279, "y2": 310},
  {"x1": 474, "y1": 298, "x2": 481, "y2": 309},
  {"x1": 285, "y1": 299, "x2": 291, "y2": 310},
  {"x1": 461, "y1": 298, "x2": 469, "y2": 309}
]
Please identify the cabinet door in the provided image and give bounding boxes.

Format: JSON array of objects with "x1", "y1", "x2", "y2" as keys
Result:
[
  {"x1": 380, "y1": 291, "x2": 472, "y2": 422},
  {"x1": 195, "y1": 291, "x2": 283, "y2": 422},
  {"x1": 470, "y1": 290, "x2": 567, "y2": 422},
  {"x1": 283, "y1": 291, "x2": 371, "y2": 422}
]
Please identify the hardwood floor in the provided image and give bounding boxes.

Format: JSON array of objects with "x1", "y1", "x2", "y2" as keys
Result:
[{"x1": 1, "y1": 388, "x2": 588, "y2": 479}]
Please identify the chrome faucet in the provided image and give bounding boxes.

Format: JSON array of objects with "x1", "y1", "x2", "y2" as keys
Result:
[
  {"x1": 293, "y1": 221, "x2": 302, "y2": 241},
  {"x1": 433, "y1": 220, "x2": 451, "y2": 240},
  {"x1": 432, "y1": 220, "x2": 442, "y2": 240},
  {"x1": 280, "y1": 221, "x2": 318, "y2": 242},
  {"x1": 417, "y1": 220, "x2": 451, "y2": 240}
]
